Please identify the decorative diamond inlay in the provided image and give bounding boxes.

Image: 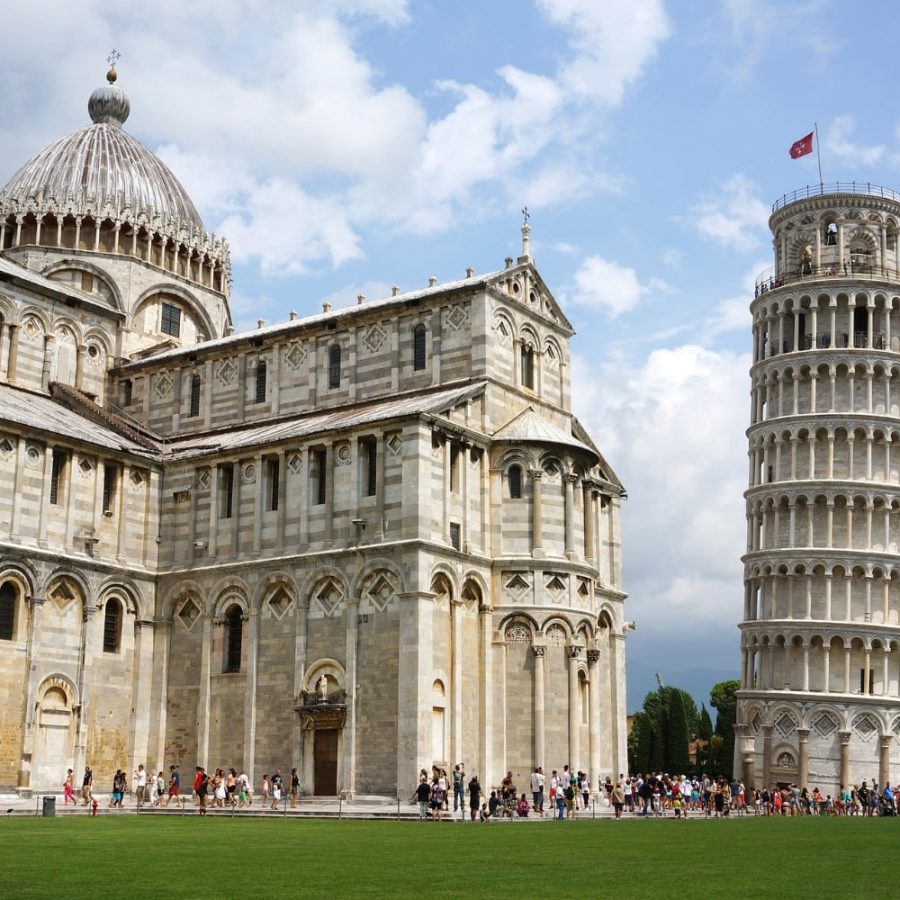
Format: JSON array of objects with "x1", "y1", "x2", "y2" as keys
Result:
[
  {"x1": 178, "y1": 599, "x2": 200, "y2": 629},
  {"x1": 366, "y1": 573, "x2": 395, "y2": 612},
  {"x1": 216, "y1": 359, "x2": 237, "y2": 386},
  {"x1": 130, "y1": 469, "x2": 145, "y2": 487},
  {"x1": 22, "y1": 317, "x2": 41, "y2": 340},
  {"x1": 197, "y1": 468, "x2": 211, "y2": 490},
  {"x1": 284, "y1": 341, "x2": 307, "y2": 369},
  {"x1": 774, "y1": 711, "x2": 797, "y2": 738},
  {"x1": 750, "y1": 711, "x2": 762, "y2": 735},
  {"x1": 546, "y1": 575, "x2": 567, "y2": 595},
  {"x1": 364, "y1": 324, "x2": 387, "y2": 353},
  {"x1": 79, "y1": 457, "x2": 94, "y2": 476},
  {"x1": 49, "y1": 580, "x2": 77, "y2": 613},
  {"x1": 287, "y1": 453, "x2": 303, "y2": 474},
  {"x1": 505, "y1": 574, "x2": 529, "y2": 597},
  {"x1": 853, "y1": 713, "x2": 878, "y2": 739},
  {"x1": 812, "y1": 712, "x2": 838, "y2": 738},
  {"x1": 387, "y1": 434, "x2": 403, "y2": 456},
  {"x1": 446, "y1": 305, "x2": 468, "y2": 330},
  {"x1": 315, "y1": 579, "x2": 344, "y2": 617},
  {"x1": 154, "y1": 372, "x2": 172, "y2": 399},
  {"x1": 268, "y1": 590, "x2": 292, "y2": 619}
]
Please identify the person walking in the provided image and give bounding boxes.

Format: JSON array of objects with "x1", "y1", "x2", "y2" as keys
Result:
[
  {"x1": 290, "y1": 768, "x2": 300, "y2": 808},
  {"x1": 81, "y1": 766, "x2": 93, "y2": 806},
  {"x1": 531, "y1": 767, "x2": 545, "y2": 817},
  {"x1": 63, "y1": 768, "x2": 76, "y2": 805},
  {"x1": 468, "y1": 775, "x2": 481, "y2": 822},
  {"x1": 452, "y1": 764, "x2": 465, "y2": 813}
]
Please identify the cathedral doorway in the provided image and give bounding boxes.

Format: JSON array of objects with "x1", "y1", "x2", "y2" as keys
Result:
[
  {"x1": 313, "y1": 729, "x2": 338, "y2": 795},
  {"x1": 33, "y1": 681, "x2": 75, "y2": 788}
]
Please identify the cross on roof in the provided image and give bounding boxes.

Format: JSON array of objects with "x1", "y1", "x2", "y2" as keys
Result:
[
  {"x1": 521, "y1": 205, "x2": 530, "y2": 225},
  {"x1": 107, "y1": 49, "x2": 121, "y2": 70}
]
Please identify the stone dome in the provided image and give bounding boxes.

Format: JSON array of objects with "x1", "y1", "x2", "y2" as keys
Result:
[{"x1": 0, "y1": 77, "x2": 203, "y2": 230}]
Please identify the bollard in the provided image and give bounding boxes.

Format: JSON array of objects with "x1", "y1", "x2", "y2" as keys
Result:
[
  {"x1": 339, "y1": 795, "x2": 342, "y2": 820},
  {"x1": 91, "y1": 799, "x2": 98, "y2": 817},
  {"x1": 592, "y1": 797, "x2": 595, "y2": 820},
  {"x1": 397, "y1": 798, "x2": 400, "y2": 821}
]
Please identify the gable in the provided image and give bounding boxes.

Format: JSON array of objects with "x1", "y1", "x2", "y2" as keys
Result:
[{"x1": 485, "y1": 262, "x2": 573, "y2": 334}]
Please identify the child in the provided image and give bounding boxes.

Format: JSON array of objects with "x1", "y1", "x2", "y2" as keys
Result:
[
  {"x1": 673, "y1": 794, "x2": 683, "y2": 819},
  {"x1": 479, "y1": 802, "x2": 489, "y2": 822},
  {"x1": 261, "y1": 774, "x2": 271, "y2": 806},
  {"x1": 488, "y1": 790, "x2": 500, "y2": 818},
  {"x1": 516, "y1": 793, "x2": 530, "y2": 817}
]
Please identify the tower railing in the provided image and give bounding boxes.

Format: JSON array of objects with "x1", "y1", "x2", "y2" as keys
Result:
[
  {"x1": 772, "y1": 182, "x2": 900, "y2": 212},
  {"x1": 755, "y1": 262, "x2": 900, "y2": 296}
]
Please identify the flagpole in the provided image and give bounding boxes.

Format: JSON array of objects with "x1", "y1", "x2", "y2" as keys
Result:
[{"x1": 814, "y1": 121, "x2": 823, "y2": 187}]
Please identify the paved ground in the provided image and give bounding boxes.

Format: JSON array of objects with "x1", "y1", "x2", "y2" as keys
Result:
[{"x1": 0, "y1": 791, "x2": 638, "y2": 821}]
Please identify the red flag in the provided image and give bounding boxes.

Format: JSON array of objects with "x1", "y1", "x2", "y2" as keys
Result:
[{"x1": 789, "y1": 132, "x2": 814, "y2": 159}]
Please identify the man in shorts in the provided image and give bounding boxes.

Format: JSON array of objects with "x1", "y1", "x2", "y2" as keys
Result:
[
  {"x1": 134, "y1": 764, "x2": 147, "y2": 807},
  {"x1": 81, "y1": 766, "x2": 93, "y2": 806},
  {"x1": 168, "y1": 765, "x2": 181, "y2": 805},
  {"x1": 530, "y1": 767, "x2": 545, "y2": 817}
]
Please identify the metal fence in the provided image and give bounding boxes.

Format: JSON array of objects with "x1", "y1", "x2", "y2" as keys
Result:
[{"x1": 772, "y1": 182, "x2": 900, "y2": 213}]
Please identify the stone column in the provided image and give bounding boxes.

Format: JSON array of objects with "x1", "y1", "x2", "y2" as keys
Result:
[
  {"x1": 344, "y1": 597, "x2": 360, "y2": 797},
  {"x1": 396, "y1": 592, "x2": 433, "y2": 798},
  {"x1": 564, "y1": 474, "x2": 577, "y2": 560},
  {"x1": 243, "y1": 607, "x2": 260, "y2": 786},
  {"x1": 567, "y1": 645, "x2": 580, "y2": 769},
  {"x1": 451, "y1": 599, "x2": 463, "y2": 768},
  {"x1": 196, "y1": 612, "x2": 213, "y2": 765},
  {"x1": 587, "y1": 649, "x2": 601, "y2": 782},
  {"x1": 253, "y1": 452, "x2": 264, "y2": 553},
  {"x1": 879, "y1": 734, "x2": 892, "y2": 786},
  {"x1": 761, "y1": 724, "x2": 773, "y2": 788},
  {"x1": 18, "y1": 593, "x2": 46, "y2": 792},
  {"x1": 797, "y1": 728, "x2": 810, "y2": 788},
  {"x1": 480, "y1": 602, "x2": 494, "y2": 791},
  {"x1": 583, "y1": 483, "x2": 595, "y2": 562},
  {"x1": 127, "y1": 619, "x2": 155, "y2": 778},
  {"x1": 532, "y1": 645, "x2": 545, "y2": 768},
  {"x1": 292, "y1": 600, "x2": 310, "y2": 793},
  {"x1": 529, "y1": 470, "x2": 543, "y2": 558},
  {"x1": 839, "y1": 731, "x2": 851, "y2": 788}
]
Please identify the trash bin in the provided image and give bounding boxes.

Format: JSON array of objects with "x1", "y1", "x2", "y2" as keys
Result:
[{"x1": 42, "y1": 796, "x2": 56, "y2": 817}]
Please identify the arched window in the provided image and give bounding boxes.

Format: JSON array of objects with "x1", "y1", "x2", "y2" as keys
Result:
[
  {"x1": 103, "y1": 599, "x2": 122, "y2": 653},
  {"x1": 189, "y1": 374, "x2": 201, "y2": 417},
  {"x1": 225, "y1": 604, "x2": 243, "y2": 673},
  {"x1": 0, "y1": 581, "x2": 17, "y2": 640},
  {"x1": 328, "y1": 344, "x2": 342, "y2": 389},
  {"x1": 255, "y1": 360, "x2": 267, "y2": 403},
  {"x1": 413, "y1": 324, "x2": 427, "y2": 371},
  {"x1": 521, "y1": 342, "x2": 535, "y2": 390},
  {"x1": 508, "y1": 464, "x2": 522, "y2": 499}
]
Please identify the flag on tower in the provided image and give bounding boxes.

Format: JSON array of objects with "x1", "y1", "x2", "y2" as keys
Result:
[{"x1": 789, "y1": 132, "x2": 814, "y2": 159}]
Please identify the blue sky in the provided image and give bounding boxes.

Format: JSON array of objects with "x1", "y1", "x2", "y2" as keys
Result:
[{"x1": 2, "y1": 0, "x2": 898, "y2": 710}]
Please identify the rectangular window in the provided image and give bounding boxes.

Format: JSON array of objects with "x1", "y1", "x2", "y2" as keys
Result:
[
  {"x1": 328, "y1": 345, "x2": 341, "y2": 389},
  {"x1": 449, "y1": 522, "x2": 461, "y2": 551},
  {"x1": 219, "y1": 464, "x2": 234, "y2": 519},
  {"x1": 189, "y1": 375, "x2": 201, "y2": 418},
  {"x1": 255, "y1": 361, "x2": 267, "y2": 404},
  {"x1": 80, "y1": 272, "x2": 93, "y2": 292},
  {"x1": 360, "y1": 437, "x2": 377, "y2": 497},
  {"x1": 102, "y1": 463, "x2": 119, "y2": 515},
  {"x1": 266, "y1": 457, "x2": 280, "y2": 512},
  {"x1": 313, "y1": 449, "x2": 327, "y2": 506},
  {"x1": 121, "y1": 379, "x2": 132, "y2": 406},
  {"x1": 161, "y1": 302, "x2": 182, "y2": 338},
  {"x1": 49, "y1": 450, "x2": 67, "y2": 506},
  {"x1": 449, "y1": 444, "x2": 460, "y2": 493}
]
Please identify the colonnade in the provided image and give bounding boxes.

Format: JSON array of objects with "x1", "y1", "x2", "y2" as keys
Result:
[{"x1": 0, "y1": 212, "x2": 228, "y2": 294}]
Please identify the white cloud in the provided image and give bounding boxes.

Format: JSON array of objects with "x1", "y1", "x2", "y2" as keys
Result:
[
  {"x1": 567, "y1": 255, "x2": 670, "y2": 317},
  {"x1": 827, "y1": 115, "x2": 886, "y2": 167},
  {"x1": 687, "y1": 174, "x2": 769, "y2": 250},
  {"x1": 702, "y1": 259, "x2": 768, "y2": 337},
  {"x1": 572, "y1": 343, "x2": 750, "y2": 657},
  {"x1": 537, "y1": 0, "x2": 670, "y2": 105}
]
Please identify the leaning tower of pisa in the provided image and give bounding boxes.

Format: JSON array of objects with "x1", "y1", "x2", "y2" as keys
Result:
[{"x1": 736, "y1": 183, "x2": 900, "y2": 796}]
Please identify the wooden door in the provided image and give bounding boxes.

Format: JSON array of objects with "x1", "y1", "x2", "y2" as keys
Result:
[{"x1": 313, "y1": 729, "x2": 338, "y2": 795}]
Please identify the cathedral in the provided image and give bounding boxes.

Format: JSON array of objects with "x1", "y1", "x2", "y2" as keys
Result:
[{"x1": 0, "y1": 68, "x2": 627, "y2": 798}]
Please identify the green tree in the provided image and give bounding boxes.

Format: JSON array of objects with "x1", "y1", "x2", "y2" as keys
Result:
[
  {"x1": 665, "y1": 688, "x2": 690, "y2": 774},
  {"x1": 710, "y1": 679, "x2": 740, "y2": 778},
  {"x1": 629, "y1": 711, "x2": 653, "y2": 774},
  {"x1": 697, "y1": 704, "x2": 713, "y2": 772}
]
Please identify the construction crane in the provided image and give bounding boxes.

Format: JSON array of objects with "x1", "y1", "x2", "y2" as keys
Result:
[{"x1": 655, "y1": 672, "x2": 665, "y2": 689}]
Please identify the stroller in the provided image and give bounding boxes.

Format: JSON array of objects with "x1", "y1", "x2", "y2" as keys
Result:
[{"x1": 877, "y1": 794, "x2": 896, "y2": 816}]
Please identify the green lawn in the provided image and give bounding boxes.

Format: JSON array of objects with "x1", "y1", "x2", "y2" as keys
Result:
[{"x1": 1, "y1": 815, "x2": 895, "y2": 898}]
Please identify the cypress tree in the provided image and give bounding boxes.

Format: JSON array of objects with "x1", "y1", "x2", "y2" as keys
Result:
[{"x1": 666, "y1": 688, "x2": 690, "y2": 774}]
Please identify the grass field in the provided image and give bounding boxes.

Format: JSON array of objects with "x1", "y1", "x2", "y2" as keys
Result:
[{"x1": 2, "y1": 814, "x2": 895, "y2": 898}]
